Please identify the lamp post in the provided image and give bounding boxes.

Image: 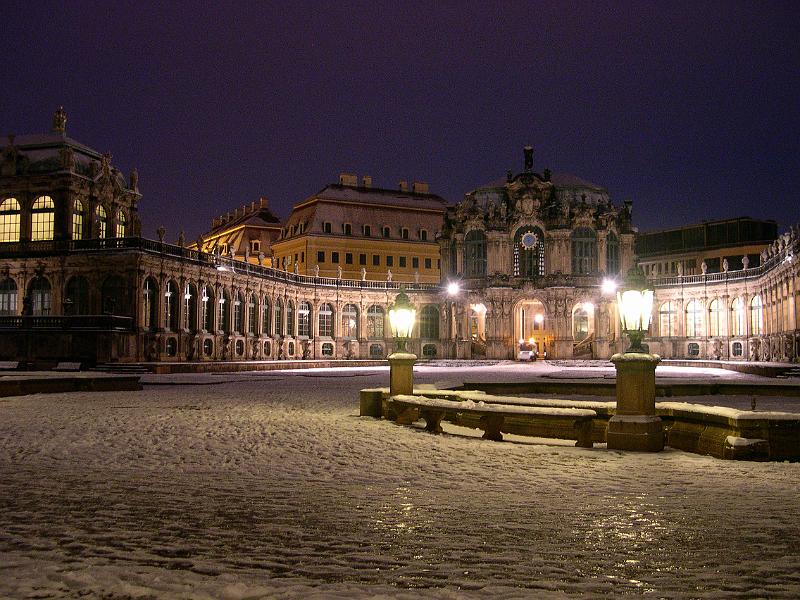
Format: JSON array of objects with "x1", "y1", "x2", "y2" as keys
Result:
[
  {"x1": 607, "y1": 266, "x2": 664, "y2": 452},
  {"x1": 388, "y1": 286, "x2": 417, "y2": 397}
]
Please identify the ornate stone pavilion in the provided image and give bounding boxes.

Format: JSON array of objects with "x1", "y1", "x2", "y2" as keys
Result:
[
  {"x1": 0, "y1": 113, "x2": 798, "y2": 365},
  {"x1": 438, "y1": 147, "x2": 637, "y2": 359}
]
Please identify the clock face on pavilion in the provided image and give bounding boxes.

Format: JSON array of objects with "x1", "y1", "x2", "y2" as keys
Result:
[{"x1": 520, "y1": 232, "x2": 538, "y2": 249}]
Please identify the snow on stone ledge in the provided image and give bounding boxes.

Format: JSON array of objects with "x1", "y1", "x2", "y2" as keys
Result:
[
  {"x1": 390, "y1": 394, "x2": 596, "y2": 417},
  {"x1": 726, "y1": 436, "x2": 767, "y2": 447},
  {"x1": 658, "y1": 401, "x2": 800, "y2": 421}
]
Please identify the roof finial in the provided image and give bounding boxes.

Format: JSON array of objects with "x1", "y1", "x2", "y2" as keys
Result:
[{"x1": 52, "y1": 106, "x2": 67, "y2": 135}]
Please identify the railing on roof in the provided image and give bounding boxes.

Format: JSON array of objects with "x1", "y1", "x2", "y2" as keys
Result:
[
  {"x1": 647, "y1": 235, "x2": 798, "y2": 288},
  {"x1": 0, "y1": 237, "x2": 441, "y2": 292}
]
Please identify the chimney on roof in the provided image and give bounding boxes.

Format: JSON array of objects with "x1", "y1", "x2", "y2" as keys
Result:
[
  {"x1": 362, "y1": 175, "x2": 372, "y2": 188},
  {"x1": 339, "y1": 173, "x2": 358, "y2": 186},
  {"x1": 412, "y1": 181, "x2": 429, "y2": 194},
  {"x1": 398, "y1": 180, "x2": 408, "y2": 192},
  {"x1": 226, "y1": 212, "x2": 232, "y2": 222},
  {"x1": 249, "y1": 201, "x2": 256, "y2": 213},
  {"x1": 212, "y1": 217, "x2": 220, "y2": 228},
  {"x1": 260, "y1": 197, "x2": 268, "y2": 208}
]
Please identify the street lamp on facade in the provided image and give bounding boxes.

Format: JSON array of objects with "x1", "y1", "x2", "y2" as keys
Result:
[
  {"x1": 388, "y1": 286, "x2": 417, "y2": 396},
  {"x1": 608, "y1": 266, "x2": 664, "y2": 452}
]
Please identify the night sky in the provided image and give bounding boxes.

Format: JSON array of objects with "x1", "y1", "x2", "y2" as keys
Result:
[{"x1": 2, "y1": 1, "x2": 798, "y2": 241}]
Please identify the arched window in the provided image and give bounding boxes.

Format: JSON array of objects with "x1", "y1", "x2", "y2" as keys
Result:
[
  {"x1": 247, "y1": 294, "x2": 257, "y2": 334},
  {"x1": 606, "y1": 231, "x2": 620, "y2": 275},
  {"x1": 0, "y1": 198, "x2": 21, "y2": 242},
  {"x1": 730, "y1": 297, "x2": 745, "y2": 336},
  {"x1": 659, "y1": 301, "x2": 677, "y2": 337},
  {"x1": 201, "y1": 286, "x2": 214, "y2": 331},
  {"x1": 318, "y1": 303, "x2": 333, "y2": 337},
  {"x1": 685, "y1": 300, "x2": 703, "y2": 337},
  {"x1": 367, "y1": 305, "x2": 385, "y2": 338},
  {"x1": 31, "y1": 196, "x2": 55, "y2": 241},
  {"x1": 573, "y1": 307, "x2": 590, "y2": 341},
  {"x1": 143, "y1": 277, "x2": 158, "y2": 329},
  {"x1": 219, "y1": 290, "x2": 230, "y2": 333},
  {"x1": 464, "y1": 230, "x2": 487, "y2": 278},
  {"x1": 72, "y1": 199, "x2": 86, "y2": 240},
  {"x1": 96, "y1": 205, "x2": 108, "y2": 238},
  {"x1": 262, "y1": 296, "x2": 271, "y2": 335},
  {"x1": 513, "y1": 226, "x2": 545, "y2": 277},
  {"x1": 571, "y1": 228, "x2": 597, "y2": 275},
  {"x1": 750, "y1": 295, "x2": 763, "y2": 335},
  {"x1": 0, "y1": 277, "x2": 18, "y2": 315},
  {"x1": 341, "y1": 303, "x2": 358, "y2": 339},
  {"x1": 298, "y1": 301, "x2": 311, "y2": 337},
  {"x1": 29, "y1": 276, "x2": 51, "y2": 315},
  {"x1": 164, "y1": 280, "x2": 179, "y2": 331},
  {"x1": 233, "y1": 291, "x2": 244, "y2": 334},
  {"x1": 274, "y1": 298, "x2": 283, "y2": 335},
  {"x1": 115, "y1": 210, "x2": 127, "y2": 238},
  {"x1": 419, "y1": 305, "x2": 439, "y2": 339},
  {"x1": 709, "y1": 299, "x2": 723, "y2": 336},
  {"x1": 64, "y1": 276, "x2": 90, "y2": 315},
  {"x1": 286, "y1": 300, "x2": 295, "y2": 336},
  {"x1": 183, "y1": 283, "x2": 197, "y2": 331},
  {"x1": 102, "y1": 275, "x2": 129, "y2": 316}
]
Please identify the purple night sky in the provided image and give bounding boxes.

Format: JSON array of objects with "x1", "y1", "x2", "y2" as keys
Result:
[{"x1": 2, "y1": 1, "x2": 798, "y2": 240}]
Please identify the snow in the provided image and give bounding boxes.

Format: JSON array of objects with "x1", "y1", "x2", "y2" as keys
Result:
[
  {"x1": 392, "y1": 394, "x2": 597, "y2": 417},
  {"x1": 658, "y1": 401, "x2": 800, "y2": 421},
  {"x1": 726, "y1": 436, "x2": 767, "y2": 447},
  {"x1": 0, "y1": 362, "x2": 799, "y2": 598}
]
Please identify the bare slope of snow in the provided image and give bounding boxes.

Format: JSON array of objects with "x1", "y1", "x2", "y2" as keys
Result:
[{"x1": 0, "y1": 365, "x2": 799, "y2": 598}]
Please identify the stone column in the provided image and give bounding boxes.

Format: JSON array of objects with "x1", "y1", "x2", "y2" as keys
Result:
[
  {"x1": 607, "y1": 352, "x2": 664, "y2": 452},
  {"x1": 388, "y1": 352, "x2": 416, "y2": 397}
]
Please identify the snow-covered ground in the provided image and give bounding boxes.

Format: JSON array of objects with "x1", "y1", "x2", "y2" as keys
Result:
[{"x1": 1, "y1": 362, "x2": 799, "y2": 598}]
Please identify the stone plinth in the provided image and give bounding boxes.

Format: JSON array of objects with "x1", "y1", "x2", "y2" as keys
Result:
[
  {"x1": 607, "y1": 352, "x2": 664, "y2": 452},
  {"x1": 388, "y1": 352, "x2": 416, "y2": 397}
]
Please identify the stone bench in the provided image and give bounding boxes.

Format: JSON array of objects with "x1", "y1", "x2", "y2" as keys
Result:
[
  {"x1": 389, "y1": 394, "x2": 597, "y2": 447},
  {"x1": 54, "y1": 362, "x2": 82, "y2": 371},
  {"x1": 0, "y1": 361, "x2": 19, "y2": 370}
]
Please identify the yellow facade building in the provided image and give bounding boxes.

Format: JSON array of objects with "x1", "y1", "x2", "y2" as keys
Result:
[{"x1": 271, "y1": 174, "x2": 448, "y2": 283}]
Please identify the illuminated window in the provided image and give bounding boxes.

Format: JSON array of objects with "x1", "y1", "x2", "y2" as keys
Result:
[
  {"x1": 514, "y1": 226, "x2": 545, "y2": 277},
  {"x1": 298, "y1": 301, "x2": 311, "y2": 337},
  {"x1": 341, "y1": 303, "x2": 358, "y2": 339},
  {"x1": 420, "y1": 305, "x2": 439, "y2": 339},
  {"x1": 164, "y1": 280, "x2": 179, "y2": 331},
  {"x1": 274, "y1": 298, "x2": 283, "y2": 335},
  {"x1": 659, "y1": 301, "x2": 677, "y2": 337},
  {"x1": 730, "y1": 298, "x2": 745, "y2": 336},
  {"x1": 219, "y1": 290, "x2": 230, "y2": 333},
  {"x1": 750, "y1": 295, "x2": 763, "y2": 335},
  {"x1": 31, "y1": 196, "x2": 55, "y2": 241},
  {"x1": 96, "y1": 205, "x2": 108, "y2": 238},
  {"x1": 115, "y1": 210, "x2": 127, "y2": 238},
  {"x1": 233, "y1": 292, "x2": 244, "y2": 334},
  {"x1": 573, "y1": 307, "x2": 590, "y2": 341},
  {"x1": 0, "y1": 198, "x2": 21, "y2": 242},
  {"x1": 0, "y1": 277, "x2": 17, "y2": 315},
  {"x1": 685, "y1": 300, "x2": 703, "y2": 337},
  {"x1": 367, "y1": 305, "x2": 384, "y2": 338},
  {"x1": 709, "y1": 299, "x2": 723, "y2": 336},
  {"x1": 29, "y1": 276, "x2": 51, "y2": 315},
  {"x1": 201, "y1": 286, "x2": 214, "y2": 331},
  {"x1": 72, "y1": 200, "x2": 85, "y2": 240},
  {"x1": 286, "y1": 300, "x2": 295, "y2": 336},
  {"x1": 318, "y1": 303, "x2": 333, "y2": 337}
]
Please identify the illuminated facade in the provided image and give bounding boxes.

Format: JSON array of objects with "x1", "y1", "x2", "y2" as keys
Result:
[
  {"x1": 271, "y1": 174, "x2": 446, "y2": 284},
  {"x1": 0, "y1": 113, "x2": 797, "y2": 364}
]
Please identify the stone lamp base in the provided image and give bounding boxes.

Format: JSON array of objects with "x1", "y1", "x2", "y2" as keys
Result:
[
  {"x1": 607, "y1": 352, "x2": 664, "y2": 452},
  {"x1": 388, "y1": 352, "x2": 417, "y2": 397}
]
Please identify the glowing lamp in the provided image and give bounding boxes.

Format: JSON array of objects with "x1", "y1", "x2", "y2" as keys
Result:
[
  {"x1": 534, "y1": 313, "x2": 544, "y2": 324},
  {"x1": 616, "y1": 266, "x2": 653, "y2": 353},
  {"x1": 388, "y1": 286, "x2": 416, "y2": 352},
  {"x1": 601, "y1": 278, "x2": 617, "y2": 295},
  {"x1": 447, "y1": 281, "x2": 461, "y2": 296}
]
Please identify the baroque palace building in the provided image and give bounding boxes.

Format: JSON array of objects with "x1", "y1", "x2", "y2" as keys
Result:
[{"x1": 0, "y1": 111, "x2": 798, "y2": 365}]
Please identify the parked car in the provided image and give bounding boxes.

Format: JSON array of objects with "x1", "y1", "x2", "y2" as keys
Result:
[{"x1": 517, "y1": 341, "x2": 538, "y2": 361}]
